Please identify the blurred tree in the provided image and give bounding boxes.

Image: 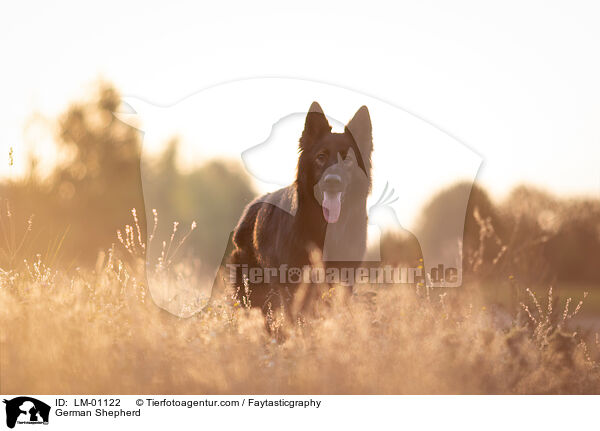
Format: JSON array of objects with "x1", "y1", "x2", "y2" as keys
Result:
[
  {"x1": 51, "y1": 83, "x2": 145, "y2": 263},
  {"x1": 142, "y1": 139, "x2": 255, "y2": 267},
  {"x1": 543, "y1": 199, "x2": 600, "y2": 284},
  {"x1": 0, "y1": 83, "x2": 256, "y2": 269},
  {"x1": 0, "y1": 83, "x2": 144, "y2": 268},
  {"x1": 414, "y1": 182, "x2": 506, "y2": 280}
]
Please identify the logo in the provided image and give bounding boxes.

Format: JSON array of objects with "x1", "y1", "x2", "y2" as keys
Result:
[
  {"x1": 115, "y1": 78, "x2": 482, "y2": 316},
  {"x1": 3, "y1": 397, "x2": 50, "y2": 429}
]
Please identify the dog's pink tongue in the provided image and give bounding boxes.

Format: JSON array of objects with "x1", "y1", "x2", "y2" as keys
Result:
[{"x1": 322, "y1": 191, "x2": 342, "y2": 223}]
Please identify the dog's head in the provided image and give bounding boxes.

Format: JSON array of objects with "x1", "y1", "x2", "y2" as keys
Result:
[{"x1": 297, "y1": 102, "x2": 373, "y2": 223}]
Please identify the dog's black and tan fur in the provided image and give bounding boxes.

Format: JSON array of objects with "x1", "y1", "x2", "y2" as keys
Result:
[{"x1": 230, "y1": 102, "x2": 373, "y2": 314}]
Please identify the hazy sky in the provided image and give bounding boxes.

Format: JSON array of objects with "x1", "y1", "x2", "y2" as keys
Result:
[{"x1": 2, "y1": 1, "x2": 600, "y2": 211}]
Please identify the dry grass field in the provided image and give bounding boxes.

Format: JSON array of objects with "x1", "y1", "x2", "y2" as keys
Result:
[{"x1": 1, "y1": 208, "x2": 599, "y2": 394}]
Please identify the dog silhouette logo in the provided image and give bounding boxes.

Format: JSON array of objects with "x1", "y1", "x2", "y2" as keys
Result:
[
  {"x1": 115, "y1": 78, "x2": 482, "y2": 317},
  {"x1": 3, "y1": 397, "x2": 50, "y2": 428}
]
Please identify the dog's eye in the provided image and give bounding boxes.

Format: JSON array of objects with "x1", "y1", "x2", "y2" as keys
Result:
[{"x1": 316, "y1": 153, "x2": 327, "y2": 165}]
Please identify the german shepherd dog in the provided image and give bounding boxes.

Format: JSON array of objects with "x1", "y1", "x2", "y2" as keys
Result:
[{"x1": 230, "y1": 102, "x2": 373, "y2": 316}]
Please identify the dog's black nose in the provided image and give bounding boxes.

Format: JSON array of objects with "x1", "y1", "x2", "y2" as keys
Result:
[{"x1": 324, "y1": 174, "x2": 342, "y2": 189}]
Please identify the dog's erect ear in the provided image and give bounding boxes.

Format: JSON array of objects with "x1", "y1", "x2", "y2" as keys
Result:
[
  {"x1": 345, "y1": 106, "x2": 373, "y2": 168},
  {"x1": 299, "y1": 101, "x2": 331, "y2": 150},
  {"x1": 345, "y1": 106, "x2": 372, "y2": 153}
]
